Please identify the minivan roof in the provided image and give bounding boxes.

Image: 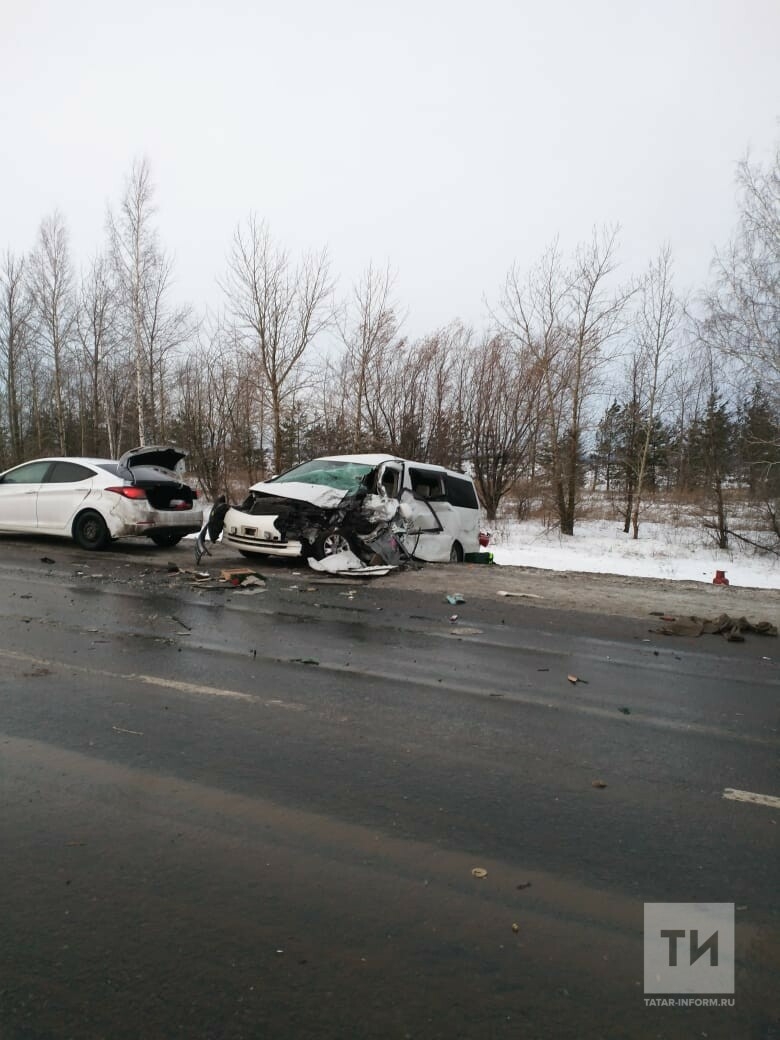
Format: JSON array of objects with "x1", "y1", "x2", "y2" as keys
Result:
[{"x1": 316, "y1": 454, "x2": 471, "y2": 480}]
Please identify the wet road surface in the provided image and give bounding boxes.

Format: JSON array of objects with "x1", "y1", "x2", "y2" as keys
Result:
[{"x1": 1, "y1": 538, "x2": 778, "y2": 1039}]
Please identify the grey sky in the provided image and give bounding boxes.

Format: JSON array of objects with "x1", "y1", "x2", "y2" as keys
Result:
[{"x1": 2, "y1": 0, "x2": 778, "y2": 335}]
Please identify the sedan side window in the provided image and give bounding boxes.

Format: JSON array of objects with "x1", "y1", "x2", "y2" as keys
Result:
[
  {"x1": 1, "y1": 461, "x2": 52, "y2": 484},
  {"x1": 46, "y1": 462, "x2": 95, "y2": 483}
]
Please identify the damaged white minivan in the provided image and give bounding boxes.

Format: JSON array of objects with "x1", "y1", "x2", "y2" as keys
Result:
[{"x1": 215, "y1": 454, "x2": 481, "y2": 566}]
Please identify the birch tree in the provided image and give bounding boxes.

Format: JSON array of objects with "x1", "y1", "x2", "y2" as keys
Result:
[
  {"x1": 629, "y1": 245, "x2": 680, "y2": 537},
  {"x1": 29, "y1": 211, "x2": 76, "y2": 453},
  {"x1": 0, "y1": 251, "x2": 35, "y2": 464},
  {"x1": 76, "y1": 254, "x2": 119, "y2": 455},
  {"x1": 109, "y1": 158, "x2": 191, "y2": 446}
]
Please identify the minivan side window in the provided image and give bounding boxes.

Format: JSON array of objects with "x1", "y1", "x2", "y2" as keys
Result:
[
  {"x1": 443, "y1": 474, "x2": 479, "y2": 509},
  {"x1": 408, "y1": 468, "x2": 445, "y2": 500}
]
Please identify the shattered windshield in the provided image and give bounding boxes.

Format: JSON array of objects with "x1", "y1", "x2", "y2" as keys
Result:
[{"x1": 270, "y1": 459, "x2": 374, "y2": 491}]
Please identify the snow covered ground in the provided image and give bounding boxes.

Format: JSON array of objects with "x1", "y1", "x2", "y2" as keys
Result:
[{"x1": 489, "y1": 518, "x2": 780, "y2": 590}]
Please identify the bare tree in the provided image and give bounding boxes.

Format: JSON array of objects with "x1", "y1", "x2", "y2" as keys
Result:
[
  {"x1": 0, "y1": 251, "x2": 35, "y2": 464},
  {"x1": 176, "y1": 322, "x2": 240, "y2": 499},
  {"x1": 75, "y1": 253, "x2": 120, "y2": 455},
  {"x1": 338, "y1": 262, "x2": 400, "y2": 450},
  {"x1": 705, "y1": 144, "x2": 779, "y2": 396},
  {"x1": 629, "y1": 244, "x2": 680, "y2": 537},
  {"x1": 109, "y1": 158, "x2": 191, "y2": 446},
  {"x1": 222, "y1": 215, "x2": 332, "y2": 473},
  {"x1": 500, "y1": 229, "x2": 632, "y2": 534},
  {"x1": 29, "y1": 211, "x2": 76, "y2": 453},
  {"x1": 463, "y1": 333, "x2": 541, "y2": 521}
]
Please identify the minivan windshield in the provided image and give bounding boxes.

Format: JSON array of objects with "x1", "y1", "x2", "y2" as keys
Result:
[{"x1": 270, "y1": 459, "x2": 375, "y2": 491}]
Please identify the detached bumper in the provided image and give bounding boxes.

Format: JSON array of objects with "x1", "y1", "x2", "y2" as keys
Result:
[{"x1": 223, "y1": 507, "x2": 303, "y2": 557}]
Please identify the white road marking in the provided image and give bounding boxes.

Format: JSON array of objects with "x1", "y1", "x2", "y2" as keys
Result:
[
  {"x1": 722, "y1": 788, "x2": 780, "y2": 809},
  {"x1": 0, "y1": 649, "x2": 275, "y2": 706}
]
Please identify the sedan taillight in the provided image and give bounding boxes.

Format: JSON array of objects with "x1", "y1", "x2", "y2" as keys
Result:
[{"x1": 106, "y1": 486, "x2": 147, "y2": 500}]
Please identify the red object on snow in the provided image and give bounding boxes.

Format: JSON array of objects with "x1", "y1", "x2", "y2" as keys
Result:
[
  {"x1": 479, "y1": 531, "x2": 491, "y2": 547},
  {"x1": 713, "y1": 570, "x2": 729, "y2": 585}
]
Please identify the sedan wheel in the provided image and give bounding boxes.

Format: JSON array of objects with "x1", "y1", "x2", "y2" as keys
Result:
[{"x1": 73, "y1": 510, "x2": 109, "y2": 550}]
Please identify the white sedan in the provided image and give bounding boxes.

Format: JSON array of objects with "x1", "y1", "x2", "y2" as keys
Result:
[{"x1": 0, "y1": 446, "x2": 203, "y2": 550}]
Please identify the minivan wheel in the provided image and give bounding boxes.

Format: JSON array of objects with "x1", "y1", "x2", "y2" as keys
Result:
[
  {"x1": 73, "y1": 510, "x2": 110, "y2": 550},
  {"x1": 149, "y1": 531, "x2": 184, "y2": 548},
  {"x1": 449, "y1": 541, "x2": 464, "y2": 563},
  {"x1": 311, "y1": 528, "x2": 354, "y2": 561}
]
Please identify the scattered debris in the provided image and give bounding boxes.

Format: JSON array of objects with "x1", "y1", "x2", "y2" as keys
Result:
[
  {"x1": 591, "y1": 780, "x2": 608, "y2": 789},
  {"x1": 511, "y1": 923, "x2": 520, "y2": 934},
  {"x1": 567, "y1": 674, "x2": 588, "y2": 685},
  {"x1": 618, "y1": 706, "x2": 631, "y2": 715},
  {"x1": 445, "y1": 593, "x2": 466, "y2": 605},
  {"x1": 497, "y1": 590, "x2": 542, "y2": 600},
  {"x1": 40, "y1": 557, "x2": 55, "y2": 564},
  {"x1": 537, "y1": 667, "x2": 549, "y2": 672},
  {"x1": 112, "y1": 725, "x2": 143, "y2": 736},
  {"x1": 308, "y1": 550, "x2": 396, "y2": 577},
  {"x1": 449, "y1": 627, "x2": 483, "y2": 636},
  {"x1": 464, "y1": 551, "x2": 493, "y2": 564},
  {"x1": 651, "y1": 614, "x2": 777, "y2": 641},
  {"x1": 289, "y1": 658, "x2": 319, "y2": 666},
  {"x1": 471, "y1": 867, "x2": 488, "y2": 879},
  {"x1": 516, "y1": 881, "x2": 532, "y2": 890},
  {"x1": 220, "y1": 567, "x2": 265, "y2": 587},
  {"x1": 449, "y1": 614, "x2": 459, "y2": 622}
]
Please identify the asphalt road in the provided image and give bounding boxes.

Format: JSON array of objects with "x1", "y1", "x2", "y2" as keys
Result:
[{"x1": 1, "y1": 536, "x2": 778, "y2": 1040}]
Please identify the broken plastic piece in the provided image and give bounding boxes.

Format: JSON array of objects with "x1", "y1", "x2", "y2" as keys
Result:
[
  {"x1": 471, "y1": 867, "x2": 487, "y2": 879},
  {"x1": 445, "y1": 593, "x2": 465, "y2": 605},
  {"x1": 591, "y1": 780, "x2": 608, "y2": 789}
]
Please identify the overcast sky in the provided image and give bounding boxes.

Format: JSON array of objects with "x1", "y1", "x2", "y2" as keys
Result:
[{"x1": 2, "y1": 0, "x2": 778, "y2": 336}]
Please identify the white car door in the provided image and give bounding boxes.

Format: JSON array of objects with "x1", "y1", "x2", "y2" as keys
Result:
[
  {"x1": 35, "y1": 460, "x2": 97, "y2": 533},
  {"x1": 0, "y1": 460, "x2": 52, "y2": 531}
]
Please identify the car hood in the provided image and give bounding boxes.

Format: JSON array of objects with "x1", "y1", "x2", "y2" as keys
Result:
[
  {"x1": 117, "y1": 446, "x2": 187, "y2": 474},
  {"x1": 247, "y1": 481, "x2": 351, "y2": 510}
]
